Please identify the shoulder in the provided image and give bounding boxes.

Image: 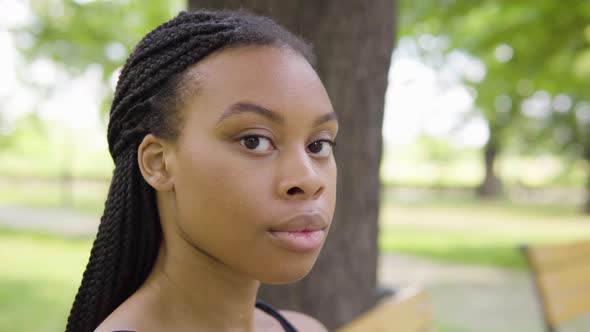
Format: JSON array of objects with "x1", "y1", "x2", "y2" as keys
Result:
[
  {"x1": 279, "y1": 310, "x2": 328, "y2": 332},
  {"x1": 94, "y1": 312, "x2": 141, "y2": 332},
  {"x1": 93, "y1": 294, "x2": 157, "y2": 332}
]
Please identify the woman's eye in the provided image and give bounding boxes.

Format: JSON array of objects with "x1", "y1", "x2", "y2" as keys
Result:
[
  {"x1": 239, "y1": 135, "x2": 273, "y2": 153},
  {"x1": 307, "y1": 140, "x2": 335, "y2": 157}
]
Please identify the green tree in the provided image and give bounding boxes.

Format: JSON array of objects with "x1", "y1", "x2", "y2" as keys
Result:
[
  {"x1": 16, "y1": 0, "x2": 184, "y2": 116},
  {"x1": 401, "y1": 1, "x2": 590, "y2": 210}
]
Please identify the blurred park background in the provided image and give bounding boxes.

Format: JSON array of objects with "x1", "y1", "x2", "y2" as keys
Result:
[{"x1": 1, "y1": 1, "x2": 590, "y2": 332}]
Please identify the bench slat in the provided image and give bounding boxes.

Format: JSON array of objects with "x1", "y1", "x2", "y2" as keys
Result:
[
  {"x1": 523, "y1": 239, "x2": 590, "y2": 330},
  {"x1": 545, "y1": 286, "x2": 590, "y2": 326},
  {"x1": 525, "y1": 240, "x2": 590, "y2": 271},
  {"x1": 539, "y1": 264, "x2": 590, "y2": 298},
  {"x1": 539, "y1": 264, "x2": 590, "y2": 289},
  {"x1": 337, "y1": 287, "x2": 435, "y2": 332}
]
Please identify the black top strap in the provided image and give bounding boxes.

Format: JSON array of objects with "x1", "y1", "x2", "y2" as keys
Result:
[
  {"x1": 112, "y1": 301, "x2": 298, "y2": 332},
  {"x1": 255, "y1": 300, "x2": 299, "y2": 332}
]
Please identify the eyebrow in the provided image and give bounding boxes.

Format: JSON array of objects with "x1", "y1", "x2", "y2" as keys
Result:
[{"x1": 217, "y1": 102, "x2": 338, "y2": 127}]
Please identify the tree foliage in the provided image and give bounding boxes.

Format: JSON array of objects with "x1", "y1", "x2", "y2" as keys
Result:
[
  {"x1": 401, "y1": 0, "x2": 590, "y2": 155},
  {"x1": 15, "y1": 0, "x2": 185, "y2": 114},
  {"x1": 401, "y1": 1, "x2": 590, "y2": 205}
]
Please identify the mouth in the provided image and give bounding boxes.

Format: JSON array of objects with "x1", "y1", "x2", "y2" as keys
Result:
[
  {"x1": 267, "y1": 229, "x2": 326, "y2": 252},
  {"x1": 269, "y1": 212, "x2": 327, "y2": 232},
  {"x1": 267, "y1": 212, "x2": 328, "y2": 252}
]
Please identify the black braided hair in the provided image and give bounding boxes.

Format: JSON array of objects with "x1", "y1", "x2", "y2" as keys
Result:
[{"x1": 66, "y1": 10, "x2": 315, "y2": 332}]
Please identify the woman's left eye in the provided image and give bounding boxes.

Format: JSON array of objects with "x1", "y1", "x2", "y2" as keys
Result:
[{"x1": 307, "y1": 139, "x2": 336, "y2": 157}]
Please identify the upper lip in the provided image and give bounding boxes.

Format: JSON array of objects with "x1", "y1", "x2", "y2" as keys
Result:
[{"x1": 269, "y1": 212, "x2": 327, "y2": 232}]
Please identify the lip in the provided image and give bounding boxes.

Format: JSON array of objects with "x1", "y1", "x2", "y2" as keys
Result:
[
  {"x1": 267, "y1": 213, "x2": 328, "y2": 252},
  {"x1": 269, "y1": 212, "x2": 327, "y2": 232}
]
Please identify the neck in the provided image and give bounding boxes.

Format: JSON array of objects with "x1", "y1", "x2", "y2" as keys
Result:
[{"x1": 139, "y1": 232, "x2": 261, "y2": 332}]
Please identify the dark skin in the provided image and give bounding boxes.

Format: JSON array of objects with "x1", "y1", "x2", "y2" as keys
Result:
[{"x1": 96, "y1": 46, "x2": 338, "y2": 332}]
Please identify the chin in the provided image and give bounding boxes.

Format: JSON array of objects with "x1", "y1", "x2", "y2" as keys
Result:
[{"x1": 257, "y1": 254, "x2": 320, "y2": 284}]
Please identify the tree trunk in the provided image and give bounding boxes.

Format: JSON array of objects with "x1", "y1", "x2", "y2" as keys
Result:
[
  {"x1": 189, "y1": 1, "x2": 395, "y2": 329},
  {"x1": 477, "y1": 139, "x2": 503, "y2": 198}
]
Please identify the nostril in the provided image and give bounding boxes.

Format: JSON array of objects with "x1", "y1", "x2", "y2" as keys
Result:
[{"x1": 287, "y1": 187, "x2": 304, "y2": 195}]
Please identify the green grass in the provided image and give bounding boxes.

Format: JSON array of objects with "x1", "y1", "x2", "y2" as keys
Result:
[
  {"x1": 380, "y1": 227, "x2": 528, "y2": 269},
  {"x1": 0, "y1": 228, "x2": 92, "y2": 332},
  {"x1": 379, "y1": 197, "x2": 590, "y2": 269}
]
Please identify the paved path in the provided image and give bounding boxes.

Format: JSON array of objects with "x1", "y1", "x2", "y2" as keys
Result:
[
  {"x1": 379, "y1": 254, "x2": 540, "y2": 332},
  {"x1": 378, "y1": 254, "x2": 590, "y2": 332},
  {"x1": 0, "y1": 205, "x2": 99, "y2": 236},
  {"x1": 2, "y1": 204, "x2": 590, "y2": 332}
]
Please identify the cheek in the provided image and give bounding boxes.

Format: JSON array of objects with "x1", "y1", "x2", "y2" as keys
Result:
[
  {"x1": 172, "y1": 139, "x2": 273, "y2": 244},
  {"x1": 323, "y1": 159, "x2": 338, "y2": 216}
]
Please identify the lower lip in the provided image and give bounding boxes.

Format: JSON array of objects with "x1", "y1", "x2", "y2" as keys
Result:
[{"x1": 267, "y1": 229, "x2": 325, "y2": 252}]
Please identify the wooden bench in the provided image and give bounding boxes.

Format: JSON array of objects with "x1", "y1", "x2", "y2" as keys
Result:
[
  {"x1": 521, "y1": 240, "x2": 590, "y2": 332},
  {"x1": 337, "y1": 286, "x2": 436, "y2": 332}
]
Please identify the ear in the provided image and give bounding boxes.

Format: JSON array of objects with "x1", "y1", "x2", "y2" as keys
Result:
[{"x1": 137, "y1": 134, "x2": 174, "y2": 191}]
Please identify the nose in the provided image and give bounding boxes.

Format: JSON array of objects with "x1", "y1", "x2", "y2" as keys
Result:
[{"x1": 277, "y1": 149, "x2": 325, "y2": 200}]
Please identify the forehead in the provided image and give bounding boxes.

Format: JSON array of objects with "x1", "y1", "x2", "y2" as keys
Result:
[{"x1": 181, "y1": 46, "x2": 333, "y2": 119}]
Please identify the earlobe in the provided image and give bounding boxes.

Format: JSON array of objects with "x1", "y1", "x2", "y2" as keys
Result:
[{"x1": 137, "y1": 134, "x2": 174, "y2": 191}]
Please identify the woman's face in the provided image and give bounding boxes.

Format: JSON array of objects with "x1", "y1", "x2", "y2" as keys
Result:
[{"x1": 167, "y1": 46, "x2": 338, "y2": 284}]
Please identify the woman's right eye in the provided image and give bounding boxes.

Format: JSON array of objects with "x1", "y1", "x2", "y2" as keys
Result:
[{"x1": 239, "y1": 135, "x2": 274, "y2": 154}]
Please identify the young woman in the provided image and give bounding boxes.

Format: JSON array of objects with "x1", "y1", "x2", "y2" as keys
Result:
[{"x1": 66, "y1": 9, "x2": 338, "y2": 332}]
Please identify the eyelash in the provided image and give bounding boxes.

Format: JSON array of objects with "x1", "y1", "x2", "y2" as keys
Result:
[
  {"x1": 238, "y1": 135, "x2": 336, "y2": 155},
  {"x1": 313, "y1": 139, "x2": 337, "y2": 149}
]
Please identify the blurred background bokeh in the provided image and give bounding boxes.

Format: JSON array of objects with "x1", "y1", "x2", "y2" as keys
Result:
[{"x1": 1, "y1": 1, "x2": 590, "y2": 332}]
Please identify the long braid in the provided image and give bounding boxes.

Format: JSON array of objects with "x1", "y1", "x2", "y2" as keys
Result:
[{"x1": 66, "y1": 10, "x2": 315, "y2": 332}]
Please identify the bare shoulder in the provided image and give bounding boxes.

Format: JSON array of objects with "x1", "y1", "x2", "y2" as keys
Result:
[
  {"x1": 93, "y1": 309, "x2": 141, "y2": 332},
  {"x1": 279, "y1": 310, "x2": 328, "y2": 332},
  {"x1": 93, "y1": 295, "x2": 156, "y2": 332},
  {"x1": 94, "y1": 310, "x2": 157, "y2": 332}
]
